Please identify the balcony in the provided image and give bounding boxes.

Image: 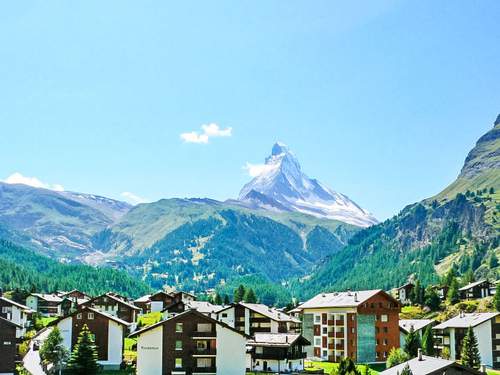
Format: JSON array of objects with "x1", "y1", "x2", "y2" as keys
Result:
[
  {"x1": 328, "y1": 320, "x2": 334, "y2": 325},
  {"x1": 193, "y1": 367, "x2": 217, "y2": 373},
  {"x1": 192, "y1": 348, "x2": 217, "y2": 356},
  {"x1": 335, "y1": 332, "x2": 344, "y2": 338},
  {"x1": 335, "y1": 320, "x2": 344, "y2": 325},
  {"x1": 192, "y1": 331, "x2": 216, "y2": 338}
]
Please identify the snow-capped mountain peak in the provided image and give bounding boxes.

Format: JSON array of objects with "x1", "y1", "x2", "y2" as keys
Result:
[{"x1": 238, "y1": 142, "x2": 378, "y2": 227}]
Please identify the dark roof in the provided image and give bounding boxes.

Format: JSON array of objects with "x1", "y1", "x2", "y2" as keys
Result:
[
  {"x1": 0, "y1": 296, "x2": 32, "y2": 311},
  {"x1": 83, "y1": 293, "x2": 140, "y2": 311},
  {"x1": 0, "y1": 316, "x2": 22, "y2": 328},
  {"x1": 129, "y1": 309, "x2": 250, "y2": 339}
]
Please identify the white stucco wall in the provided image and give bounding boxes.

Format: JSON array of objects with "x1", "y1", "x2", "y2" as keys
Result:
[
  {"x1": 475, "y1": 321, "x2": 493, "y2": 367},
  {"x1": 450, "y1": 328, "x2": 456, "y2": 360},
  {"x1": 26, "y1": 296, "x2": 37, "y2": 312},
  {"x1": 150, "y1": 301, "x2": 163, "y2": 313},
  {"x1": 57, "y1": 317, "x2": 73, "y2": 352},
  {"x1": 270, "y1": 320, "x2": 279, "y2": 333},
  {"x1": 216, "y1": 325, "x2": 247, "y2": 375},
  {"x1": 136, "y1": 326, "x2": 163, "y2": 375},
  {"x1": 98, "y1": 320, "x2": 123, "y2": 367},
  {"x1": 218, "y1": 307, "x2": 235, "y2": 328},
  {"x1": 244, "y1": 308, "x2": 250, "y2": 335}
]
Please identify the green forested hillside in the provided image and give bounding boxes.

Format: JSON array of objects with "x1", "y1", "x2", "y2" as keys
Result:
[
  {"x1": 300, "y1": 116, "x2": 500, "y2": 297},
  {"x1": 0, "y1": 239, "x2": 150, "y2": 297}
]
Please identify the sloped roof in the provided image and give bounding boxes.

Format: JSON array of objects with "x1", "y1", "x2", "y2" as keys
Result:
[
  {"x1": 380, "y1": 355, "x2": 482, "y2": 375},
  {"x1": 186, "y1": 301, "x2": 225, "y2": 314},
  {"x1": 129, "y1": 309, "x2": 250, "y2": 339},
  {"x1": 85, "y1": 293, "x2": 141, "y2": 311},
  {"x1": 297, "y1": 289, "x2": 392, "y2": 309},
  {"x1": 0, "y1": 316, "x2": 22, "y2": 328},
  {"x1": 134, "y1": 294, "x2": 151, "y2": 303},
  {"x1": 434, "y1": 312, "x2": 499, "y2": 329},
  {"x1": 31, "y1": 293, "x2": 63, "y2": 303},
  {"x1": 399, "y1": 319, "x2": 434, "y2": 334},
  {"x1": 248, "y1": 333, "x2": 310, "y2": 347},
  {"x1": 239, "y1": 302, "x2": 301, "y2": 323},
  {"x1": 458, "y1": 279, "x2": 490, "y2": 291},
  {"x1": 0, "y1": 296, "x2": 33, "y2": 312},
  {"x1": 49, "y1": 306, "x2": 130, "y2": 327}
]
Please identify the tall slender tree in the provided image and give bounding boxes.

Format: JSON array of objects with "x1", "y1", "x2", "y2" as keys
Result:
[
  {"x1": 66, "y1": 324, "x2": 99, "y2": 375},
  {"x1": 421, "y1": 325, "x2": 435, "y2": 356},
  {"x1": 244, "y1": 288, "x2": 257, "y2": 303},
  {"x1": 213, "y1": 293, "x2": 222, "y2": 305},
  {"x1": 233, "y1": 284, "x2": 246, "y2": 303},
  {"x1": 447, "y1": 278, "x2": 460, "y2": 304},
  {"x1": 460, "y1": 326, "x2": 481, "y2": 369},
  {"x1": 335, "y1": 357, "x2": 360, "y2": 375},
  {"x1": 404, "y1": 326, "x2": 421, "y2": 357},
  {"x1": 40, "y1": 327, "x2": 69, "y2": 374},
  {"x1": 223, "y1": 294, "x2": 230, "y2": 305},
  {"x1": 493, "y1": 283, "x2": 500, "y2": 312}
]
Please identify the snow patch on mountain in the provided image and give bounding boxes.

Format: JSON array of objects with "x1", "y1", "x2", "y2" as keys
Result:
[{"x1": 238, "y1": 142, "x2": 378, "y2": 227}]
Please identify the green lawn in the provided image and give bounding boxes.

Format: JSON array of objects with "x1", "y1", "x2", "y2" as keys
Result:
[
  {"x1": 137, "y1": 311, "x2": 162, "y2": 327},
  {"x1": 40, "y1": 316, "x2": 57, "y2": 327},
  {"x1": 304, "y1": 361, "x2": 382, "y2": 374}
]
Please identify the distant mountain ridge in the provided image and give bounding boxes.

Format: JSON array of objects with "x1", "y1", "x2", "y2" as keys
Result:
[{"x1": 238, "y1": 142, "x2": 378, "y2": 227}]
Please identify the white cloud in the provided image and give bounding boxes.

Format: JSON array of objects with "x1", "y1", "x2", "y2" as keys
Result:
[
  {"x1": 2, "y1": 172, "x2": 65, "y2": 191},
  {"x1": 180, "y1": 123, "x2": 232, "y2": 144},
  {"x1": 243, "y1": 162, "x2": 277, "y2": 177},
  {"x1": 121, "y1": 191, "x2": 149, "y2": 205}
]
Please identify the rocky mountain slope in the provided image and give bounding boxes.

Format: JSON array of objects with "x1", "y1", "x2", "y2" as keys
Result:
[
  {"x1": 300, "y1": 114, "x2": 500, "y2": 297},
  {"x1": 0, "y1": 183, "x2": 130, "y2": 257},
  {"x1": 238, "y1": 143, "x2": 378, "y2": 227}
]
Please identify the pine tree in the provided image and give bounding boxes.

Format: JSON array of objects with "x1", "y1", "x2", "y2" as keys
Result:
[
  {"x1": 223, "y1": 294, "x2": 230, "y2": 305},
  {"x1": 460, "y1": 326, "x2": 481, "y2": 369},
  {"x1": 335, "y1": 357, "x2": 360, "y2": 375},
  {"x1": 66, "y1": 324, "x2": 100, "y2": 375},
  {"x1": 39, "y1": 327, "x2": 69, "y2": 373},
  {"x1": 424, "y1": 287, "x2": 441, "y2": 311},
  {"x1": 490, "y1": 252, "x2": 499, "y2": 268},
  {"x1": 244, "y1": 288, "x2": 257, "y2": 303},
  {"x1": 400, "y1": 364, "x2": 413, "y2": 375},
  {"x1": 447, "y1": 278, "x2": 460, "y2": 304},
  {"x1": 421, "y1": 325, "x2": 435, "y2": 356},
  {"x1": 233, "y1": 284, "x2": 246, "y2": 303},
  {"x1": 404, "y1": 326, "x2": 421, "y2": 357},
  {"x1": 214, "y1": 293, "x2": 222, "y2": 305},
  {"x1": 494, "y1": 283, "x2": 500, "y2": 312},
  {"x1": 464, "y1": 267, "x2": 475, "y2": 284}
]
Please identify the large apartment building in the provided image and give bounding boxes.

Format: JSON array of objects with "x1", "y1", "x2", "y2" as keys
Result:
[
  {"x1": 217, "y1": 302, "x2": 301, "y2": 336},
  {"x1": 130, "y1": 309, "x2": 248, "y2": 375},
  {"x1": 433, "y1": 312, "x2": 500, "y2": 368},
  {"x1": 296, "y1": 289, "x2": 401, "y2": 363}
]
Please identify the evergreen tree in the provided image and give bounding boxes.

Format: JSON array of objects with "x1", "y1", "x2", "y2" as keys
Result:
[
  {"x1": 233, "y1": 284, "x2": 246, "y2": 303},
  {"x1": 386, "y1": 348, "x2": 409, "y2": 368},
  {"x1": 66, "y1": 324, "x2": 99, "y2": 375},
  {"x1": 421, "y1": 325, "x2": 435, "y2": 356},
  {"x1": 335, "y1": 357, "x2": 360, "y2": 375},
  {"x1": 400, "y1": 364, "x2": 413, "y2": 375},
  {"x1": 214, "y1": 293, "x2": 222, "y2": 305},
  {"x1": 464, "y1": 267, "x2": 475, "y2": 284},
  {"x1": 446, "y1": 278, "x2": 460, "y2": 304},
  {"x1": 489, "y1": 187, "x2": 495, "y2": 194},
  {"x1": 223, "y1": 294, "x2": 230, "y2": 305},
  {"x1": 424, "y1": 287, "x2": 441, "y2": 311},
  {"x1": 244, "y1": 288, "x2": 257, "y2": 303},
  {"x1": 40, "y1": 327, "x2": 69, "y2": 373},
  {"x1": 490, "y1": 252, "x2": 499, "y2": 268},
  {"x1": 443, "y1": 267, "x2": 456, "y2": 287},
  {"x1": 460, "y1": 326, "x2": 481, "y2": 369},
  {"x1": 404, "y1": 326, "x2": 421, "y2": 357},
  {"x1": 493, "y1": 283, "x2": 500, "y2": 312}
]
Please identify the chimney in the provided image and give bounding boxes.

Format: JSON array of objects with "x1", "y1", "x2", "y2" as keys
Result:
[
  {"x1": 418, "y1": 348, "x2": 423, "y2": 361},
  {"x1": 286, "y1": 335, "x2": 288, "y2": 343},
  {"x1": 354, "y1": 293, "x2": 358, "y2": 302}
]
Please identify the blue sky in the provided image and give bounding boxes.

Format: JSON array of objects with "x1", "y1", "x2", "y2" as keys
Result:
[{"x1": 0, "y1": 1, "x2": 499, "y2": 220}]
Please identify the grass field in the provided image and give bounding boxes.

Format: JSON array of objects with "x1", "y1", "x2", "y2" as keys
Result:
[
  {"x1": 305, "y1": 361, "x2": 383, "y2": 374},
  {"x1": 137, "y1": 311, "x2": 162, "y2": 327},
  {"x1": 40, "y1": 316, "x2": 57, "y2": 327}
]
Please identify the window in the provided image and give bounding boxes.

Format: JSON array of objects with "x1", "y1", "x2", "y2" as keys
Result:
[
  {"x1": 375, "y1": 315, "x2": 378, "y2": 321},
  {"x1": 370, "y1": 303, "x2": 375, "y2": 308},
  {"x1": 351, "y1": 315, "x2": 355, "y2": 321},
  {"x1": 314, "y1": 338, "x2": 321, "y2": 346},
  {"x1": 379, "y1": 302, "x2": 383, "y2": 308},
  {"x1": 381, "y1": 314, "x2": 388, "y2": 322},
  {"x1": 176, "y1": 323, "x2": 183, "y2": 333},
  {"x1": 221, "y1": 313, "x2": 227, "y2": 318},
  {"x1": 322, "y1": 350, "x2": 328, "y2": 357},
  {"x1": 384, "y1": 351, "x2": 388, "y2": 358},
  {"x1": 77, "y1": 313, "x2": 82, "y2": 320},
  {"x1": 256, "y1": 346, "x2": 263, "y2": 354},
  {"x1": 3, "y1": 341, "x2": 11, "y2": 345},
  {"x1": 175, "y1": 358, "x2": 182, "y2": 368},
  {"x1": 322, "y1": 327, "x2": 327, "y2": 334},
  {"x1": 351, "y1": 328, "x2": 355, "y2": 334},
  {"x1": 196, "y1": 340, "x2": 208, "y2": 350},
  {"x1": 375, "y1": 327, "x2": 380, "y2": 334},
  {"x1": 383, "y1": 339, "x2": 388, "y2": 345},
  {"x1": 197, "y1": 358, "x2": 212, "y2": 368},
  {"x1": 175, "y1": 340, "x2": 182, "y2": 350},
  {"x1": 1, "y1": 306, "x2": 11, "y2": 313},
  {"x1": 376, "y1": 339, "x2": 379, "y2": 345},
  {"x1": 383, "y1": 327, "x2": 388, "y2": 333},
  {"x1": 314, "y1": 315, "x2": 321, "y2": 323},
  {"x1": 88, "y1": 313, "x2": 94, "y2": 320},
  {"x1": 197, "y1": 323, "x2": 212, "y2": 332}
]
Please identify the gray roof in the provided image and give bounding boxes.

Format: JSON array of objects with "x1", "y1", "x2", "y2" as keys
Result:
[
  {"x1": 31, "y1": 293, "x2": 63, "y2": 302},
  {"x1": 186, "y1": 301, "x2": 224, "y2": 314},
  {"x1": 458, "y1": 279, "x2": 490, "y2": 291},
  {"x1": 434, "y1": 312, "x2": 499, "y2": 329},
  {"x1": 248, "y1": 333, "x2": 303, "y2": 347},
  {"x1": 399, "y1": 319, "x2": 434, "y2": 334},
  {"x1": 380, "y1": 355, "x2": 481, "y2": 375},
  {"x1": 239, "y1": 302, "x2": 301, "y2": 323},
  {"x1": 297, "y1": 289, "x2": 384, "y2": 309},
  {"x1": 0, "y1": 296, "x2": 32, "y2": 312}
]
